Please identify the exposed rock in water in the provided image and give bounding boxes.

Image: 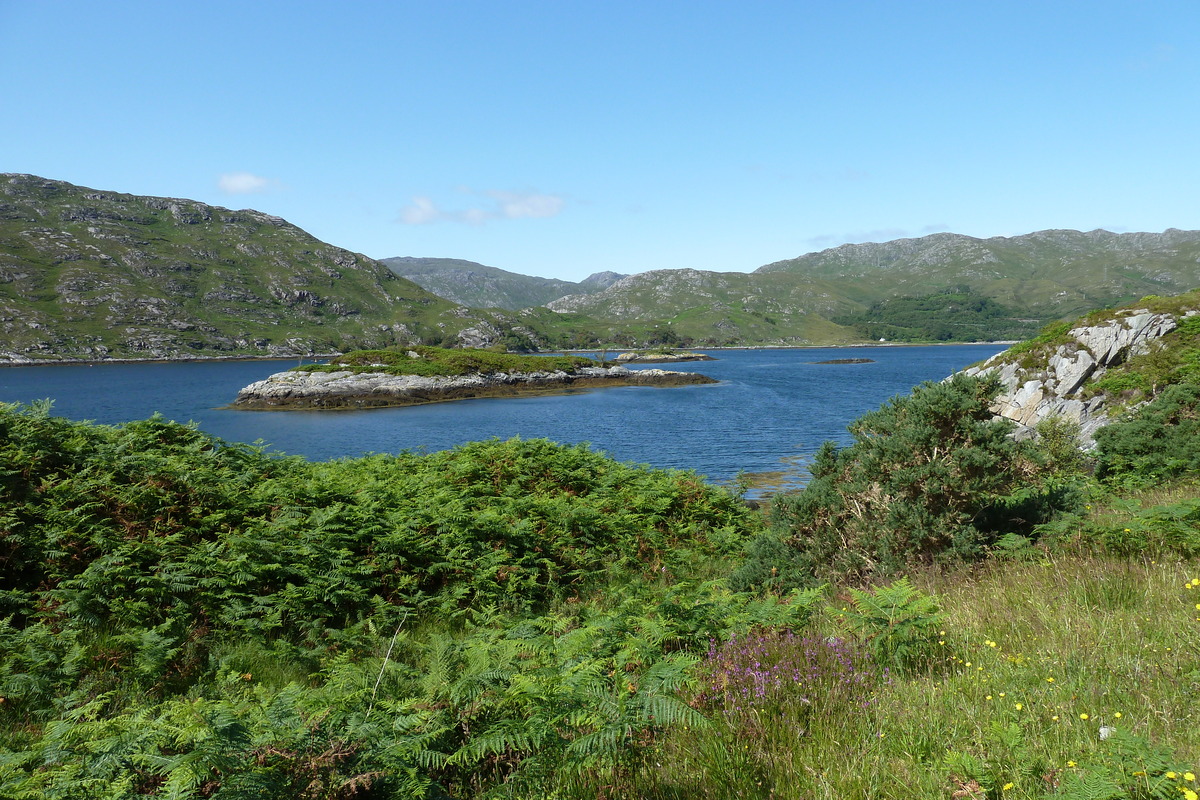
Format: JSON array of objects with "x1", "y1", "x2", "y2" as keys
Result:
[
  {"x1": 613, "y1": 351, "x2": 716, "y2": 363},
  {"x1": 812, "y1": 358, "x2": 875, "y2": 365},
  {"x1": 232, "y1": 365, "x2": 718, "y2": 410}
]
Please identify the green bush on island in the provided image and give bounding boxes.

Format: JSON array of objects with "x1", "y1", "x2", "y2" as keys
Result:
[{"x1": 293, "y1": 345, "x2": 598, "y2": 377}]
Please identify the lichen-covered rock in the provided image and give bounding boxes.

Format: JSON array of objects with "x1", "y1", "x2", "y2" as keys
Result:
[{"x1": 961, "y1": 309, "x2": 1183, "y2": 444}]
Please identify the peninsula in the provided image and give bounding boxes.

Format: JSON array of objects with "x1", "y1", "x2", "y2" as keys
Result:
[{"x1": 231, "y1": 346, "x2": 716, "y2": 409}]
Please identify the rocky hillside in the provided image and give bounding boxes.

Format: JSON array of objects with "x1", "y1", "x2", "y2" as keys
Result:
[
  {"x1": 548, "y1": 229, "x2": 1200, "y2": 346},
  {"x1": 962, "y1": 289, "x2": 1200, "y2": 444},
  {"x1": 381, "y1": 256, "x2": 624, "y2": 309},
  {"x1": 0, "y1": 175, "x2": 595, "y2": 361}
]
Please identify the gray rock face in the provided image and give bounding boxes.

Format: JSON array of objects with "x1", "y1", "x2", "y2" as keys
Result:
[
  {"x1": 962, "y1": 308, "x2": 1188, "y2": 444},
  {"x1": 232, "y1": 365, "x2": 717, "y2": 409}
]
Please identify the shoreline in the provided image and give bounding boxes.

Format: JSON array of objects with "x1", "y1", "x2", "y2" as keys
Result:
[
  {"x1": 0, "y1": 353, "x2": 342, "y2": 369},
  {"x1": 0, "y1": 340, "x2": 1016, "y2": 369}
]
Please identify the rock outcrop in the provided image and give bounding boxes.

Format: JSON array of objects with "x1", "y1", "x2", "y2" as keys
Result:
[
  {"x1": 613, "y1": 351, "x2": 715, "y2": 363},
  {"x1": 962, "y1": 307, "x2": 1194, "y2": 444},
  {"x1": 232, "y1": 365, "x2": 717, "y2": 409}
]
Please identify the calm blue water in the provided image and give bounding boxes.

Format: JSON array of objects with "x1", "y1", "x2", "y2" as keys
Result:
[{"x1": 0, "y1": 345, "x2": 1005, "y2": 495}]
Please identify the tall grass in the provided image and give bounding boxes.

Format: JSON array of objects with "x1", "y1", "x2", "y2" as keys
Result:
[{"x1": 600, "y1": 554, "x2": 1199, "y2": 800}]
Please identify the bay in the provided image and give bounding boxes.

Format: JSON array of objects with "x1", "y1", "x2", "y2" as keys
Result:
[{"x1": 0, "y1": 344, "x2": 1005, "y2": 496}]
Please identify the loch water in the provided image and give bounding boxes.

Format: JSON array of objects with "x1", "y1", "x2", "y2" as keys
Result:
[{"x1": 0, "y1": 344, "x2": 1005, "y2": 496}]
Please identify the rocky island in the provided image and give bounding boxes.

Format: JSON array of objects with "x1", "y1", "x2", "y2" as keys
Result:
[
  {"x1": 613, "y1": 349, "x2": 716, "y2": 364},
  {"x1": 231, "y1": 346, "x2": 716, "y2": 409}
]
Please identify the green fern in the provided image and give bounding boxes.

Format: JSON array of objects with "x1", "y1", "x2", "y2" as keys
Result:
[{"x1": 842, "y1": 577, "x2": 947, "y2": 671}]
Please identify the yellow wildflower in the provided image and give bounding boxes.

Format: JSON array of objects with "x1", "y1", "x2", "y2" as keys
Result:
[{"x1": 1080, "y1": 713, "x2": 1089, "y2": 720}]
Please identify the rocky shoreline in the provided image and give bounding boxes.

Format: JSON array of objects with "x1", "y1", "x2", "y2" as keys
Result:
[{"x1": 231, "y1": 365, "x2": 718, "y2": 410}]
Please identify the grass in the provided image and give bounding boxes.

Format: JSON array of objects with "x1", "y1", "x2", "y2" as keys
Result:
[{"x1": 572, "y1": 551, "x2": 1200, "y2": 800}]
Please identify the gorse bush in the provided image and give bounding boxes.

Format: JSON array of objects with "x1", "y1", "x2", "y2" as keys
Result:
[
  {"x1": 1094, "y1": 383, "x2": 1200, "y2": 484},
  {"x1": 738, "y1": 374, "x2": 1078, "y2": 587}
]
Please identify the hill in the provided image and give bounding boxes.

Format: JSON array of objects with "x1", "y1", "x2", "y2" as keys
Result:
[
  {"x1": 0, "y1": 174, "x2": 603, "y2": 361},
  {"x1": 381, "y1": 255, "x2": 624, "y2": 309},
  {"x1": 6, "y1": 173, "x2": 1198, "y2": 356},
  {"x1": 548, "y1": 229, "x2": 1200, "y2": 346}
]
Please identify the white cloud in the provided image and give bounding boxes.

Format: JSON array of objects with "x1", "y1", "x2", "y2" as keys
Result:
[
  {"x1": 487, "y1": 190, "x2": 566, "y2": 219},
  {"x1": 397, "y1": 189, "x2": 566, "y2": 225},
  {"x1": 218, "y1": 171, "x2": 272, "y2": 194},
  {"x1": 399, "y1": 196, "x2": 442, "y2": 225}
]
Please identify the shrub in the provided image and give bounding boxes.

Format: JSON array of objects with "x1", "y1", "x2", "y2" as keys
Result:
[
  {"x1": 1093, "y1": 383, "x2": 1200, "y2": 483},
  {"x1": 758, "y1": 374, "x2": 1074, "y2": 585}
]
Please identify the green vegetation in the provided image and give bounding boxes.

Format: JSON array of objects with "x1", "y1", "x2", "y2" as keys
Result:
[
  {"x1": 0, "y1": 174, "x2": 622, "y2": 359},
  {"x1": 294, "y1": 346, "x2": 597, "y2": 377},
  {"x1": 3, "y1": 296, "x2": 1200, "y2": 796},
  {"x1": 554, "y1": 231, "x2": 1200, "y2": 347},
  {"x1": 8, "y1": 175, "x2": 1200, "y2": 357},
  {"x1": 735, "y1": 374, "x2": 1080, "y2": 589},
  {"x1": 831, "y1": 287, "x2": 1043, "y2": 342}
]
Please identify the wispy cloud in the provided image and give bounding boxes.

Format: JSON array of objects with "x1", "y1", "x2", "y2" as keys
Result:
[
  {"x1": 217, "y1": 171, "x2": 273, "y2": 194},
  {"x1": 398, "y1": 189, "x2": 566, "y2": 225}
]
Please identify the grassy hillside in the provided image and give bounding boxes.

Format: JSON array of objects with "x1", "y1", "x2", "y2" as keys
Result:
[
  {"x1": 8, "y1": 174, "x2": 1198, "y2": 356},
  {"x1": 0, "y1": 175, "x2": 615, "y2": 360},
  {"x1": 758, "y1": 229, "x2": 1200, "y2": 316},
  {"x1": 0, "y1": 174, "x2": 462, "y2": 359},
  {"x1": 550, "y1": 230, "x2": 1200, "y2": 346}
]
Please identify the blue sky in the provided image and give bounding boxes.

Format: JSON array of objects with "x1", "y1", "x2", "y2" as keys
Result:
[{"x1": 3, "y1": 1, "x2": 1198, "y2": 282}]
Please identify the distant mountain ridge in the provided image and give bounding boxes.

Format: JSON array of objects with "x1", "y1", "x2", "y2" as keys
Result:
[
  {"x1": 381, "y1": 256, "x2": 625, "y2": 309},
  {"x1": 4, "y1": 172, "x2": 1199, "y2": 358},
  {"x1": 546, "y1": 228, "x2": 1200, "y2": 346}
]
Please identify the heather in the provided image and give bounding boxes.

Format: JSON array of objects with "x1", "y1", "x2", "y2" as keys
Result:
[{"x1": 1, "y1": 365, "x2": 1198, "y2": 797}]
